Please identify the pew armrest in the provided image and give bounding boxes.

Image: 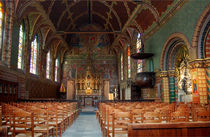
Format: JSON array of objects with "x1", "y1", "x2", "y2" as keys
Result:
[{"x1": 0, "y1": 126, "x2": 9, "y2": 137}]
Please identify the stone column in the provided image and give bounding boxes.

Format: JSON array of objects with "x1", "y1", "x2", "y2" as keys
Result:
[
  {"x1": 168, "y1": 70, "x2": 176, "y2": 103},
  {"x1": 160, "y1": 71, "x2": 170, "y2": 103},
  {"x1": 189, "y1": 59, "x2": 208, "y2": 104},
  {"x1": 2, "y1": 1, "x2": 14, "y2": 66},
  {"x1": 205, "y1": 58, "x2": 210, "y2": 104}
]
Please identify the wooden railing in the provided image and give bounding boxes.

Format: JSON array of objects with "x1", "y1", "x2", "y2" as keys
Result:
[
  {"x1": 128, "y1": 122, "x2": 210, "y2": 137},
  {"x1": 0, "y1": 79, "x2": 18, "y2": 102}
]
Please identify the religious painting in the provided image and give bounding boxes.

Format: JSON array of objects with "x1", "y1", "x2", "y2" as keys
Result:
[
  {"x1": 69, "y1": 24, "x2": 110, "y2": 56},
  {"x1": 62, "y1": 54, "x2": 118, "y2": 93},
  {"x1": 96, "y1": 34, "x2": 110, "y2": 48},
  {"x1": 193, "y1": 79, "x2": 197, "y2": 94}
]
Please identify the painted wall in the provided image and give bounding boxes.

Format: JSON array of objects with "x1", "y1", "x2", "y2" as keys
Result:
[
  {"x1": 62, "y1": 55, "x2": 118, "y2": 92},
  {"x1": 145, "y1": 0, "x2": 209, "y2": 70}
]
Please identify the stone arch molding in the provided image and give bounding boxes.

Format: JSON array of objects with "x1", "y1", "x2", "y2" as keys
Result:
[
  {"x1": 161, "y1": 33, "x2": 192, "y2": 71},
  {"x1": 192, "y1": 5, "x2": 210, "y2": 59}
]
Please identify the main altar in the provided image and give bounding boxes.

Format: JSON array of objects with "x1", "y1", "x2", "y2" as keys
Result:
[
  {"x1": 63, "y1": 25, "x2": 118, "y2": 105},
  {"x1": 75, "y1": 65, "x2": 103, "y2": 106},
  {"x1": 74, "y1": 45, "x2": 105, "y2": 106}
]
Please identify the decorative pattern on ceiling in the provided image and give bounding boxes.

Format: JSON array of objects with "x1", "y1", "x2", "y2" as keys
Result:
[{"x1": 40, "y1": 0, "x2": 180, "y2": 48}]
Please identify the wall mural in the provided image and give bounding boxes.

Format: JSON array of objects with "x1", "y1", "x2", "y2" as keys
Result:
[
  {"x1": 70, "y1": 24, "x2": 111, "y2": 56},
  {"x1": 62, "y1": 59, "x2": 118, "y2": 89},
  {"x1": 62, "y1": 25, "x2": 118, "y2": 96}
]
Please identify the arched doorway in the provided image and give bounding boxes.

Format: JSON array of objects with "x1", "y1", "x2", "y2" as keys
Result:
[{"x1": 160, "y1": 33, "x2": 192, "y2": 103}]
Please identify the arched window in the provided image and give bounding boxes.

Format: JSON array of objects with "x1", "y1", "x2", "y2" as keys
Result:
[
  {"x1": 17, "y1": 22, "x2": 25, "y2": 69},
  {"x1": 55, "y1": 58, "x2": 59, "y2": 82},
  {"x1": 127, "y1": 44, "x2": 131, "y2": 78},
  {"x1": 121, "y1": 52, "x2": 123, "y2": 80},
  {"x1": 30, "y1": 34, "x2": 39, "y2": 74},
  {"x1": 136, "y1": 33, "x2": 143, "y2": 73},
  {"x1": 46, "y1": 51, "x2": 50, "y2": 79},
  {"x1": 0, "y1": 2, "x2": 4, "y2": 59}
]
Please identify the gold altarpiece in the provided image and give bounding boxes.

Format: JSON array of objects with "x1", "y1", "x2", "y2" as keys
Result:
[
  {"x1": 75, "y1": 66, "x2": 103, "y2": 106},
  {"x1": 75, "y1": 44, "x2": 105, "y2": 106}
]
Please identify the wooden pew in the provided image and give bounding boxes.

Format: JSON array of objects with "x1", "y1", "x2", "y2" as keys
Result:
[
  {"x1": 12, "y1": 107, "x2": 43, "y2": 137},
  {"x1": 1, "y1": 101, "x2": 78, "y2": 137},
  {"x1": 0, "y1": 105, "x2": 8, "y2": 137},
  {"x1": 128, "y1": 122, "x2": 210, "y2": 137},
  {"x1": 111, "y1": 111, "x2": 133, "y2": 137},
  {"x1": 1, "y1": 104, "x2": 43, "y2": 137}
]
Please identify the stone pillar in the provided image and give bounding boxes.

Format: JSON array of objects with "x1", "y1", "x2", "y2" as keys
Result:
[
  {"x1": 205, "y1": 58, "x2": 210, "y2": 104},
  {"x1": 160, "y1": 71, "x2": 169, "y2": 103},
  {"x1": 168, "y1": 70, "x2": 176, "y2": 103},
  {"x1": 189, "y1": 59, "x2": 208, "y2": 104},
  {"x1": 2, "y1": 1, "x2": 14, "y2": 66}
]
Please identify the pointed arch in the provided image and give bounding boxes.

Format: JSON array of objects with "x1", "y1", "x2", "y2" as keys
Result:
[
  {"x1": 30, "y1": 33, "x2": 39, "y2": 74},
  {"x1": 161, "y1": 33, "x2": 191, "y2": 71},
  {"x1": 17, "y1": 21, "x2": 26, "y2": 69},
  {"x1": 192, "y1": 6, "x2": 210, "y2": 59}
]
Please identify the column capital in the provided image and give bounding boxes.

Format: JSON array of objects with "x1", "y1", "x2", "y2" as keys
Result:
[
  {"x1": 189, "y1": 59, "x2": 207, "y2": 69},
  {"x1": 204, "y1": 58, "x2": 210, "y2": 67},
  {"x1": 168, "y1": 70, "x2": 176, "y2": 77},
  {"x1": 160, "y1": 71, "x2": 168, "y2": 77}
]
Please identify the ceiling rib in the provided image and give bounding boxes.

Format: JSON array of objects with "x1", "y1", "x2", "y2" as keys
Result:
[
  {"x1": 56, "y1": 0, "x2": 80, "y2": 28},
  {"x1": 57, "y1": 31, "x2": 121, "y2": 34},
  {"x1": 104, "y1": 1, "x2": 116, "y2": 30},
  {"x1": 98, "y1": 1, "x2": 122, "y2": 30},
  {"x1": 111, "y1": 4, "x2": 142, "y2": 48},
  {"x1": 47, "y1": 0, "x2": 55, "y2": 15}
]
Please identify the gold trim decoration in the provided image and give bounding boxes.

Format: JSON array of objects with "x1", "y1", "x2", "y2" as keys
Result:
[
  {"x1": 189, "y1": 59, "x2": 207, "y2": 69},
  {"x1": 160, "y1": 71, "x2": 168, "y2": 77}
]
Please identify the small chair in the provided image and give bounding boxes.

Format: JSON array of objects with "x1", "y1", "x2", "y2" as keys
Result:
[
  {"x1": 170, "y1": 111, "x2": 189, "y2": 122},
  {"x1": 142, "y1": 112, "x2": 162, "y2": 123},
  {"x1": 111, "y1": 111, "x2": 132, "y2": 137},
  {"x1": 194, "y1": 110, "x2": 210, "y2": 121}
]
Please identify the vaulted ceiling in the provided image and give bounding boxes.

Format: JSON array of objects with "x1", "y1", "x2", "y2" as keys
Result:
[
  {"x1": 40, "y1": 0, "x2": 175, "y2": 46},
  {"x1": 16, "y1": 0, "x2": 183, "y2": 55}
]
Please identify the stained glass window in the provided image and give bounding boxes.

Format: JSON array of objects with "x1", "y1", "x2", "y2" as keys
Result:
[
  {"x1": 0, "y1": 2, "x2": 3, "y2": 57},
  {"x1": 30, "y1": 35, "x2": 39, "y2": 74},
  {"x1": 18, "y1": 22, "x2": 25, "y2": 69},
  {"x1": 46, "y1": 51, "x2": 50, "y2": 79},
  {"x1": 128, "y1": 44, "x2": 131, "y2": 78},
  {"x1": 136, "y1": 33, "x2": 143, "y2": 73},
  {"x1": 121, "y1": 52, "x2": 123, "y2": 80},
  {"x1": 55, "y1": 58, "x2": 59, "y2": 82}
]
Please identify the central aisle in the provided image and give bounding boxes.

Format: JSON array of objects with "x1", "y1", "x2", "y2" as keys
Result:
[{"x1": 62, "y1": 112, "x2": 102, "y2": 137}]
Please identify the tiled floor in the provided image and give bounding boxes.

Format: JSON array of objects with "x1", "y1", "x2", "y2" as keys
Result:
[{"x1": 62, "y1": 112, "x2": 102, "y2": 137}]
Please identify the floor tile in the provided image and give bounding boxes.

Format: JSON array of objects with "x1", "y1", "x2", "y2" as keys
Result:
[{"x1": 62, "y1": 113, "x2": 102, "y2": 137}]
